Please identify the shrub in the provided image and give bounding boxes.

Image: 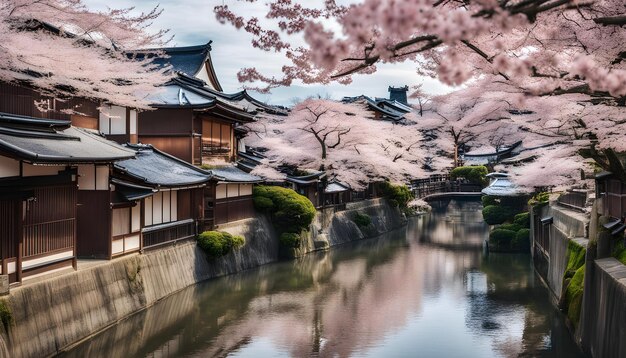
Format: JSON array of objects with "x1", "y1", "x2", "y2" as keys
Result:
[
  {"x1": 511, "y1": 229, "x2": 530, "y2": 251},
  {"x1": 197, "y1": 231, "x2": 245, "y2": 258},
  {"x1": 489, "y1": 229, "x2": 517, "y2": 248},
  {"x1": 253, "y1": 196, "x2": 274, "y2": 212},
  {"x1": 253, "y1": 186, "x2": 316, "y2": 233},
  {"x1": 513, "y1": 212, "x2": 530, "y2": 228},
  {"x1": 481, "y1": 195, "x2": 498, "y2": 207},
  {"x1": 280, "y1": 232, "x2": 301, "y2": 248},
  {"x1": 381, "y1": 181, "x2": 414, "y2": 209},
  {"x1": 528, "y1": 192, "x2": 550, "y2": 207},
  {"x1": 499, "y1": 223, "x2": 522, "y2": 232},
  {"x1": 482, "y1": 205, "x2": 514, "y2": 225},
  {"x1": 450, "y1": 166, "x2": 488, "y2": 186},
  {"x1": 353, "y1": 212, "x2": 372, "y2": 227}
]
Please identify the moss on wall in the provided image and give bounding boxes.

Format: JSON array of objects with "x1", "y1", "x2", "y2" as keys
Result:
[
  {"x1": 0, "y1": 300, "x2": 11, "y2": 332},
  {"x1": 562, "y1": 240, "x2": 586, "y2": 327}
]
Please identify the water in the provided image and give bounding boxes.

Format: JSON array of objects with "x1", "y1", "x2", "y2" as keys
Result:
[{"x1": 63, "y1": 198, "x2": 585, "y2": 358}]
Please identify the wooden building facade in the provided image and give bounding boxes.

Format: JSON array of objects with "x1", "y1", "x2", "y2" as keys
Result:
[
  {"x1": 204, "y1": 166, "x2": 262, "y2": 228},
  {"x1": 0, "y1": 112, "x2": 135, "y2": 283},
  {"x1": 111, "y1": 144, "x2": 209, "y2": 253}
]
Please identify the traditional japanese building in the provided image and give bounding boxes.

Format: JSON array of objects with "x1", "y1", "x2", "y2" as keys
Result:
[
  {"x1": 137, "y1": 75, "x2": 256, "y2": 165},
  {"x1": 0, "y1": 112, "x2": 135, "y2": 283},
  {"x1": 237, "y1": 148, "x2": 327, "y2": 207},
  {"x1": 341, "y1": 95, "x2": 412, "y2": 122},
  {"x1": 109, "y1": 144, "x2": 210, "y2": 255},
  {"x1": 204, "y1": 166, "x2": 262, "y2": 228},
  {"x1": 388, "y1": 85, "x2": 409, "y2": 105}
]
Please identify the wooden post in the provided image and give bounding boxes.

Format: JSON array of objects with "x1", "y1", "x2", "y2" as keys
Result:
[{"x1": 16, "y1": 200, "x2": 24, "y2": 283}]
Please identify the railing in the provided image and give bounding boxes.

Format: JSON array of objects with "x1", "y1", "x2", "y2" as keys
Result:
[
  {"x1": 411, "y1": 175, "x2": 481, "y2": 199},
  {"x1": 142, "y1": 219, "x2": 196, "y2": 249},
  {"x1": 23, "y1": 218, "x2": 75, "y2": 258},
  {"x1": 557, "y1": 190, "x2": 588, "y2": 211},
  {"x1": 321, "y1": 202, "x2": 347, "y2": 213}
]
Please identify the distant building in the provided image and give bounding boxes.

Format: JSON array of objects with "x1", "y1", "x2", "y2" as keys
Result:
[{"x1": 388, "y1": 86, "x2": 409, "y2": 105}]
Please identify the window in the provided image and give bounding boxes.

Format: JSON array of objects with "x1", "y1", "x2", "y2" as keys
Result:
[
  {"x1": 112, "y1": 208, "x2": 130, "y2": 237},
  {"x1": 144, "y1": 190, "x2": 179, "y2": 226},
  {"x1": 112, "y1": 206, "x2": 143, "y2": 237}
]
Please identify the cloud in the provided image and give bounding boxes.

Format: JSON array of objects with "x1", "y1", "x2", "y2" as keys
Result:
[{"x1": 84, "y1": 0, "x2": 453, "y2": 105}]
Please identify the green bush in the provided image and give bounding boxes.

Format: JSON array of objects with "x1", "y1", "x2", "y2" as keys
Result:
[
  {"x1": 280, "y1": 232, "x2": 301, "y2": 248},
  {"x1": 253, "y1": 186, "x2": 316, "y2": 234},
  {"x1": 513, "y1": 212, "x2": 530, "y2": 228},
  {"x1": 482, "y1": 205, "x2": 515, "y2": 225},
  {"x1": 253, "y1": 196, "x2": 274, "y2": 212},
  {"x1": 511, "y1": 228, "x2": 530, "y2": 251},
  {"x1": 197, "y1": 231, "x2": 245, "y2": 258},
  {"x1": 489, "y1": 229, "x2": 517, "y2": 248},
  {"x1": 381, "y1": 181, "x2": 413, "y2": 209},
  {"x1": 499, "y1": 223, "x2": 522, "y2": 232},
  {"x1": 481, "y1": 195, "x2": 498, "y2": 207},
  {"x1": 528, "y1": 192, "x2": 550, "y2": 207},
  {"x1": 451, "y1": 166, "x2": 488, "y2": 186},
  {"x1": 353, "y1": 212, "x2": 372, "y2": 227}
]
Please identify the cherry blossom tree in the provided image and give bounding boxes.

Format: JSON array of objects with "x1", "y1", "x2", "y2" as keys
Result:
[
  {"x1": 214, "y1": 0, "x2": 625, "y2": 99},
  {"x1": 0, "y1": 0, "x2": 172, "y2": 109},
  {"x1": 246, "y1": 98, "x2": 426, "y2": 190},
  {"x1": 215, "y1": 0, "x2": 626, "y2": 190}
]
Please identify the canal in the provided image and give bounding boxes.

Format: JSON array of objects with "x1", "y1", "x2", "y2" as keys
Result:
[{"x1": 62, "y1": 198, "x2": 585, "y2": 357}]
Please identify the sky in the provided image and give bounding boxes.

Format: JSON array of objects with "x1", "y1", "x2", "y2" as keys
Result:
[{"x1": 84, "y1": 0, "x2": 453, "y2": 105}]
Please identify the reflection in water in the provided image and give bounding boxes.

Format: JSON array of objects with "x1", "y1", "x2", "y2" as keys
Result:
[
  {"x1": 418, "y1": 198, "x2": 488, "y2": 248},
  {"x1": 62, "y1": 199, "x2": 584, "y2": 358}
]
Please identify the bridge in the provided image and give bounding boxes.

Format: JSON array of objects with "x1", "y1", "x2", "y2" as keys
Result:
[{"x1": 411, "y1": 175, "x2": 483, "y2": 201}]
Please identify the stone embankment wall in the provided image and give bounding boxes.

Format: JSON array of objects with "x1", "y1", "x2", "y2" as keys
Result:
[
  {"x1": 580, "y1": 258, "x2": 626, "y2": 358},
  {"x1": 296, "y1": 198, "x2": 406, "y2": 256},
  {"x1": 533, "y1": 199, "x2": 626, "y2": 358},
  {"x1": 536, "y1": 204, "x2": 589, "y2": 300},
  {"x1": 0, "y1": 199, "x2": 403, "y2": 358}
]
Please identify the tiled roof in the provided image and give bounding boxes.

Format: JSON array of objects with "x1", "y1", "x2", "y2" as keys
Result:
[
  {"x1": 114, "y1": 144, "x2": 211, "y2": 187},
  {"x1": 210, "y1": 165, "x2": 263, "y2": 183},
  {"x1": 0, "y1": 112, "x2": 135, "y2": 163}
]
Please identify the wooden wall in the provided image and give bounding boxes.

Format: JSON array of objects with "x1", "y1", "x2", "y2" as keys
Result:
[
  {"x1": 0, "y1": 82, "x2": 99, "y2": 124},
  {"x1": 23, "y1": 185, "x2": 76, "y2": 259},
  {"x1": 138, "y1": 136, "x2": 193, "y2": 163},
  {"x1": 76, "y1": 191, "x2": 111, "y2": 258},
  {"x1": 214, "y1": 196, "x2": 254, "y2": 225},
  {"x1": 0, "y1": 199, "x2": 18, "y2": 261}
]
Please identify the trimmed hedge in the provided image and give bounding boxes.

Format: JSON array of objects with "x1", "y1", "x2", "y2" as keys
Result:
[
  {"x1": 353, "y1": 212, "x2": 372, "y2": 227},
  {"x1": 482, "y1": 205, "x2": 515, "y2": 225},
  {"x1": 499, "y1": 223, "x2": 522, "y2": 232},
  {"x1": 481, "y1": 195, "x2": 498, "y2": 207},
  {"x1": 253, "y1": 186, "x2": 316, "y2": 234},
  {"x1": 280, "y1": 232, "x2": 301, "y2": 248},
  {"x1": 197, "y1": 231, "x2": 245, "y2": 258},
  {"x1": 450, "y1": 166, "x2": 488, "y2": 186},
  {"x1": 489, "y1": 228, "x2": 517, "y2": 248},
  {"x1": 511, "y1": 229, "x2": 530, "y2": 251},
  {"x1": 381, "y1": 181, "x2": 413, "y2": 209},
  {"x1": 513, "y1": 212, "x2": 530, "y2": 228}
]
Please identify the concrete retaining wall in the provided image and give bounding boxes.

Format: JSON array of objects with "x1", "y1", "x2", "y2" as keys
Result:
[
  {"x1": 581, "y1": 258, "x2": 626, "y2": 358},
  {"x1": 0, "y1": 199, "x2": 403, "y2": 358}
]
